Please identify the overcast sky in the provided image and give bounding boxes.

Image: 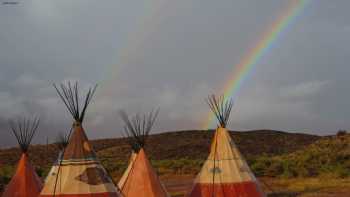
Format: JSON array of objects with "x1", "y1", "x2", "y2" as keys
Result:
[{"x1": 0, "y1": 0, "x2": 349, "y2": 147}]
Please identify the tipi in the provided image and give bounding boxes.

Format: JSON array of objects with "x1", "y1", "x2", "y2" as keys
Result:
[
  {"x1": 118, "y1": 110, "x2": 169, "y2": 197},
  {"x1": 188, "y1": 95, "x2": 265, "y2": 197},
  {"x1": 44, "y1": 132, "x2": 70, "y2": 184},
  {"x1": 2, "y1": 117, "x2": 43, "y2": 197},
  {"x1": 40, "y1": 82, "x2": 120, "y2": 197}
]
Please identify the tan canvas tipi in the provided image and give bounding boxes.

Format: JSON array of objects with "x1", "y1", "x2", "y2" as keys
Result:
[
  {"x1": 117, "y1": 110, "x2": 169, "y2": 197},
  {"x1": 40, "y1": 82, "x2": 120, "y2": 197},
  {"x1": 2, "y1": 117, "x2": 43, "y2": 197},
  {"x1": 188, "y1": 95, "x2": 265, "y2": 197}
]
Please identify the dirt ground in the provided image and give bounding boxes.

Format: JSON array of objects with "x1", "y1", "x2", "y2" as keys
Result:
[{"x1": 161, "y1": 175, "x2": 350, "y2": 197}]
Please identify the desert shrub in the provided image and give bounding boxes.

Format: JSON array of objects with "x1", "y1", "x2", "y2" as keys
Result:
[
  {"x1": 281, "y1": 160, "x2": 298, "y2": 178},
  {"x1": 152, "y1": 159, "x2": 204, "y2": 175},
  {"x1": 337, "y1": 130, "x2": 347, "y2": 137},
  {"x1": 265, "y1": 160, "x2": 284, "y2": 177},
  {"x1": 334, "y1": 166, "x2": 350, "y2": 178},
  {"x1": 250, "y1": 156, "x2": 271, "y2": 176},
  {"x1": 102, "y1": 160, "x2": 127, "y2": 176},
  {"x1": 33, "y1": 165, "x2": 50, "y2": 178},
  {"x1": 0, "y1": 165, "x2": 14, "y2": 185},
  {"x1": 36, "y1": 167, "x2": 44, "y2": 178}
]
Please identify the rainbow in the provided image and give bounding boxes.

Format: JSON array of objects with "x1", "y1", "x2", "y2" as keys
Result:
[
  {"x1": 203, "y1": 0, "x2": 311, "y2": 129},
  {"x1": 90, "y1": 0, "x2": 169, "y2": 114}
]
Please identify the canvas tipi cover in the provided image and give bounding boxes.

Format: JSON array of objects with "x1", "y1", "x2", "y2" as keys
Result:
[
  {"x1": 40, "y1": 82, "x2": 120, "y2": 197},
  {"x1": 188, "y1": 95, "x2": 264, "y2": 197},
  {"x1": 117, "y1": 110, "x2": 169, "y2": 197},
  {"x1": 2, "y1": 118, "x2": 43, "y2": 197},
  {"x1": 2, "y1": 154, "x2": 43, "y2": 197},
  {"x1": 120, "y1": 149, "x2": 169, "y2": 197},
  {"x1": 117, "y1": 152, "x2": 136, "y2": 189}
]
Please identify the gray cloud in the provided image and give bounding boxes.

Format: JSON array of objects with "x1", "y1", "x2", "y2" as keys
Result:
[{"x1": 0, "y1": 0, "x2": 349, "y2": 147}]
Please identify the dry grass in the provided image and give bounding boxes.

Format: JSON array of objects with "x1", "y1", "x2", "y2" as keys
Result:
[{"x1": 263, "y1": 177, "x2": 350, "y2": 197}]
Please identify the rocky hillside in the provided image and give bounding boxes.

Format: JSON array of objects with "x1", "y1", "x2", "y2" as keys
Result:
[{"x1": 0, "y1": 129, "x2": 320, "y2": 166}]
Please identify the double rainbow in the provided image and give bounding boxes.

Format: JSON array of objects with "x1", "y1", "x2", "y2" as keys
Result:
[{"x1": 203, "y1": 0, "x2": 311, "y2": 129}]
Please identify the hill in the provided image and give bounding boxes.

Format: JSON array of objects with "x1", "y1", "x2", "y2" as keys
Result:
[
  {"x1": 251, "y1": 133, "x2": 350, "y2": 178},
  {"x1": 0, "y1": 129, "x2": 320, "y2": 194},
  {"x1": 0, "y1": 129, "x2": 320, "y2": 167}
]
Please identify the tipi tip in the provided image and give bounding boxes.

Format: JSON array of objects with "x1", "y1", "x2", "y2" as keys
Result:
[{"x1": 205, "y1": 94, "x2": 233, "y2": 128}]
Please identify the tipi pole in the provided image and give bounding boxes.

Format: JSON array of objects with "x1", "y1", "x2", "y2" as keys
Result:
[{"x1": 52, "y1": 126, "x2": 73, "y2": 197}]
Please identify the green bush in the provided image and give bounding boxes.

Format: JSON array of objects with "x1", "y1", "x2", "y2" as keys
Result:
[
  {"x1": 248, "y1": 136, "x2": 350, "y2": 178},
  {"x1": 250, "y1": 156, "x2": 271, "y2": 176},
  {"x1": 265, "y1": 160, "x2": 283, "y2": 177},
  {"x1": 0, "y1": 165, "x2": 15, "y2": 185}
]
